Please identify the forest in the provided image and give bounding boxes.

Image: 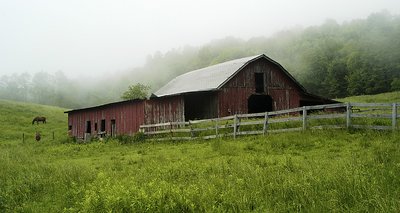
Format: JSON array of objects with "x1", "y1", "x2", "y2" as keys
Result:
[{"x1": 1, "y1": 11, "x2": 399, "y2": 109}]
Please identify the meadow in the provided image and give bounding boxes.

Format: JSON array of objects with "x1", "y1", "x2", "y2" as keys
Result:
[{"x1": 1, "y1": 94, "x2": 400, "y2": 212}]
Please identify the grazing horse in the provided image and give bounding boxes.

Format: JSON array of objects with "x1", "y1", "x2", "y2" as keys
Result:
[{"x1": 32, "y1": 116, "x2": 46, "y2": 125}]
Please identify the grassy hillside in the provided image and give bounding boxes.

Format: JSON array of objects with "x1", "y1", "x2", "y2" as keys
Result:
[
  {"x1": 337, "y1": 91, "x2": 400, "y2": 103},
  {"x1": 1, "y1": 96, "x2": 400, "y2": 212},
  {"x1": 0, "y1": 99, "x2": 68, "y2": 143}
]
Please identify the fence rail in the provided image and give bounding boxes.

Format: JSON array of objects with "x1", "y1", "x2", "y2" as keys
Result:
[{"x1": 139, "y1": 102, "x2": 399, "y2": 140}]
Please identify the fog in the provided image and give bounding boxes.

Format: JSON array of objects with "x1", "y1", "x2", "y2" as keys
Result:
[{"x1": 0, "y1": 0, "x2": 399, "y2": 77}]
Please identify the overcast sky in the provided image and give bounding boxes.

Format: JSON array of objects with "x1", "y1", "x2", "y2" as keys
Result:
[{"x1": 1, "y1": 0, "x2": 399, "y2": 77}]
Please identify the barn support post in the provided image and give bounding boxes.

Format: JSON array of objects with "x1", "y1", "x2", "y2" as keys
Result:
[
  {"x1": 263, "y1": 112, "x2": 269, "y2": 135},
  {"x1": 302, "y1": 106, "x2": 307, "y2": 130},
  {"x1": 392, "y1": 103, "x2": 397, "y2": 131},
  {"x1": 346, "y1": 102, "x2": 352, "y2": 129},
  {"x1": 233, "y1": 114, "x2": 237, "y2": 139}
]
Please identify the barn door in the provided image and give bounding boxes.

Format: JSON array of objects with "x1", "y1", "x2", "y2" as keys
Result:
[
  {"x1": 111, "y1": 119, "x2": 116, "y2": 137},
  {"x1": 248, "y1": 94, "x2": 273, "y2": 113},
  {"x1": 184, "y1": 92, "x2": 217, "y2": 121}
]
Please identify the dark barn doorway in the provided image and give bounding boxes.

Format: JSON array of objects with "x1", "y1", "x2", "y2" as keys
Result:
[
  {"x1": 184, "y1": 92, "x2": 217, "y2": 121},
  {"x1": 85, "y1": 121, "x2": 91, "y2": 134},
  {"x1": 100, "y1": 119, "x2": 106, "y2": 132},
  {"x1": 248, "y1": 94, "x2": 273, "y2": 113}
]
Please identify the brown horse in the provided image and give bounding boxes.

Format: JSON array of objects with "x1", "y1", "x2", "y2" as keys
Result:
[{"x1": 32, "y1": 116, "x2": 46, "y2": 125}]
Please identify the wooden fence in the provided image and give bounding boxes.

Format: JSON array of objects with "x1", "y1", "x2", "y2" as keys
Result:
[{"x1": 139, "y1": 103, "x2": 399, "y2": 140}]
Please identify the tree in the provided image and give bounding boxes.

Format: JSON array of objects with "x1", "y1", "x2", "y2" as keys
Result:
[
  {"x1": 121, "y1": 83, "x2": 150, "y2": 100},
  {"x1": 31, "y1": 72, "x2": 56, "y2": 105},
  {"x1": 391, "y1": 78, "x2": 400, "y2": 91}
]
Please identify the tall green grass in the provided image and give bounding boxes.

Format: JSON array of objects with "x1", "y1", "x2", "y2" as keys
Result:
[
  {"x1": 1, "y1": 98, "x2": 400, "y2": 212},
  {"x1": 1, "y1": 130, "x2": 400, "y2": 212}
]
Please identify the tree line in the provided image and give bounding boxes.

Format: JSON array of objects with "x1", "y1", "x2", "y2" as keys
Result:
[
  {"x1": 1, "y1": 11, "x2": 399, "y2": 108},
  {"x1": 0, "y1": 71, "x2": 121, "y2": 109}
]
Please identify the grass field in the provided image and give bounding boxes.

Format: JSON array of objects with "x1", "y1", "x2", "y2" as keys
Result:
[
  {"x1": 0, "y1": 99, "x2": 67, "y2": 144},
  {"x1": 1, "y1": 93, "x2": 400, "y2": 212},
  {"x1": 337, "y1": 91, "x2": 400, "y2": 103}
]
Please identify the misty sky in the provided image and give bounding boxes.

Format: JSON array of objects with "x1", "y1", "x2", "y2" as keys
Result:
[{"x1": 1, "y1": 0, "x2": 399, "y2": 77}]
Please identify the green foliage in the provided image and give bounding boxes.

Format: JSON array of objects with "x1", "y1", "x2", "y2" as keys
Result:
[
  {"x1": 115, "y1": 132, "x2": 145, "y2": 144},
  {"x1": 121, "y1": 83, "x2": 150, "y2": 100},
  {"x1": 123, "y1": 11, "x2": 400, "y2": 100},
  {"x1": 391, "y1": 78, "x2": 400, "y2": 91}
]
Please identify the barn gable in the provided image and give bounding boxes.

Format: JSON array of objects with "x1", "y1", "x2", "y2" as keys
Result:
[
  {"x1": 154, "y1": 54, "x2": 306, "y2": 97},
  {"x1": 217, "y1": 56, "x2": 305, "y2": 117}
]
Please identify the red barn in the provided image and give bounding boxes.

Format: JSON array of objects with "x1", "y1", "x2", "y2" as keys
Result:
[{"x1": 66, "y1": 54, "x2": 336, "y2": 138}]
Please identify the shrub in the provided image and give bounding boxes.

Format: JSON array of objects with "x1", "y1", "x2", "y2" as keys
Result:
[{"x1": 116, "y1": 132, "x2": 145, "y2": 144}]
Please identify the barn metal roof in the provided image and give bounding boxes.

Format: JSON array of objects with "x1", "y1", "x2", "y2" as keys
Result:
[
  {"x1": 153, "y1": 54, "x2": 305, "y2": 97},
  {"x1": 64, "y1": 99, "x2": 143, "y2": 113}
]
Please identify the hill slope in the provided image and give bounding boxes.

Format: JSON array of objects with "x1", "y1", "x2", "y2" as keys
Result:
[
  {"x1": 337, "y1": 91, "x2": 400, "y2": 103},
  {"x1": 0, "y1": 99, "x2": 68, "y2": 143}
]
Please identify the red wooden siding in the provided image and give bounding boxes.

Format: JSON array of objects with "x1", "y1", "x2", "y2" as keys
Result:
[
  {"x1": 144, "y1": 96, "x2": 184, "y2": 124},
  {"x1": 67, "y1": 97, "x2": 184, "y2": 138},
  {"x1": 68, "y1": 101, "x2": 144, "y2": 138}
]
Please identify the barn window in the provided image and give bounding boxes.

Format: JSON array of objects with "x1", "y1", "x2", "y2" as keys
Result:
[
  {"x1": 101, "y1": 119, "x2": 106, "y2": 132},
  {"x1": 86, "y1": 121, "x2": 91, "y2": 134},
  {"x1": 68, "y1": 125, "x2": 72, "y2": 131},
  {"x1": 255, "y1": 73, "x2": 265, "y2": 93}
]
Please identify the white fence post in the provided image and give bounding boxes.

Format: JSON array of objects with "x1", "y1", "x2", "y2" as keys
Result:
[
  {"x1": 237, "y1": 117, "x2": 241, "y2": 133},
  {"x1": 302, "y1": 106, "x2": 307, "y2": 130},
  {"x1": 169, "y1": 122, "x2": 173, "y2": 139},
  {"x1": 263, "y1": 112, "x2": 269, "y2": 135},
  {"x1": 189, "y1": 121, "x2": 194, "y2": 138},
  {"x1": 392, "y1": 103, "x2": 397, "y2": 131},
  {"x1": 233, "y1": 114, "x2": 237, "y2": 139},
  {"x1": 346, "y1": 102, "x2": 352, "y2": 129},
  {"x1": 215, "y1": 118, "x2": 219, "y2": 138}
]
